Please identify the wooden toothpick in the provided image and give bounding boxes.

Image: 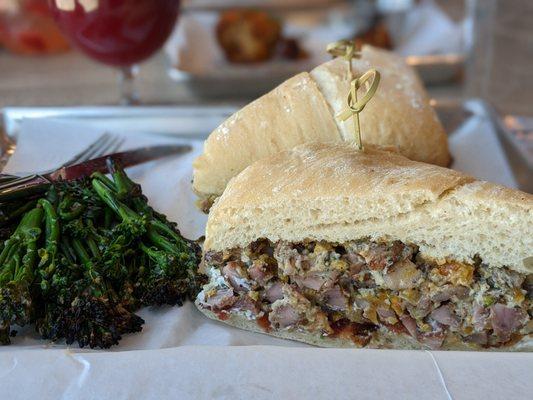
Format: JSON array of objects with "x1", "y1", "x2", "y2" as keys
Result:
[{"x1": 327, "y1": 41, "x2": 381, "y2": 150}]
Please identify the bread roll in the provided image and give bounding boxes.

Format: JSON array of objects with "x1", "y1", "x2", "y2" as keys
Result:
[
  {"x1": 196, "y1": 143, "x2": 532, "y2": 351},
  {"x1": 192, "y1": 45, "x2": 450, "y2": 208}
]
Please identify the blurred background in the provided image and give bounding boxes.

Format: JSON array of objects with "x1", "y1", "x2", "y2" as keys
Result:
[{"x1": 0, "y1": 0, "x2": 531, "y2": 117}]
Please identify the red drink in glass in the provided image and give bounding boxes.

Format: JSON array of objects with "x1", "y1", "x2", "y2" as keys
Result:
[
  {"x1": 49, "y1": 0, "x2": 179, "y2": 66},
  {"x1": 48, "y1": 0, "x2": 180, "y2": 103}
]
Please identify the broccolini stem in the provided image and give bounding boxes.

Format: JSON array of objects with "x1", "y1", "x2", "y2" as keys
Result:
[
  {"x1": 15, "y1": 207, "x2": 43, "y2": 282},
  {"x1": 111, "y1": 172, "x2": 130, "y2": 199},
  {"x1": 17, "y1": 207, "x2": 43, "y2": 236},
  {"x1": 104, "y1": 208, "x2": 113, "y2": 229},
  {"x1": 87, "y1": 237, "x2": 100, "y2": 259},
  {"x1": 46, "y1": 185, "x2": 58, "y2": 206},
  {"x1": 17, "y1": 229, "x2": 39, "y2": 282},
  {"x1": 0, "y1": 209, "x2": 41, "y2": 288},
  {"x1": 139, "y1": 242, "x2": 165, "y2": 263},
  {"x1": 0, "y1": 207, "x2": 42, "y2": 277},
  {"x1": 91, "y1": 172, "x2": 117, "y2": 193},
  {"x1": 71, "y1": 238, "x2": 100, "y2": 285},
  {"x1": 38, "y1": 199, "x2": 59, "y2": 270},
  {"x1": 72, "y1": 238, "x2": 91, "y2": 268},
  {"x1": 58, "y1": 196, "x2": 85, "y2": 221},
  {"x1": 0, "y1": 241, "x2": 20, "y2": 284},
  {"x1": 149, "y1": 219, "x2": 189, "y2": 252},
  {"x1": 106, "y1": 159, "x2": 139, "y2": 198},
  {"x1": 146, "y1": 228, "x2": 181, "y2": 254},
  {"x1": 0, "y1": 237, "x2": 19, "y2": 268},
  {"x1": 92, "y1": 180, "x2": 138, "y2": 222},
  {"x1": 38, "y1": 198, "x2": 60, "y2": 276},
  {"x1": 11, "y1": 250, "x2": 23, "y2": 281},
  {"x1": 60, "y1": 236, "x2": 76, "y2": 264}
]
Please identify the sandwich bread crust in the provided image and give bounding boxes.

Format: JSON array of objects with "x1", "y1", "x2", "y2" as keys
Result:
[
  {"x1": 206, "y1": 142, "x2": 532, "y2": 273},
  {"x1": 192, "y1": 45, "x2": 450, "y2": 202}
]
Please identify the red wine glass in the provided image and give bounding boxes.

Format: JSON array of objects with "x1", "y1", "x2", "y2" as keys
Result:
[{"x1": 48, "y1": 0, "x2": 180, "y2": 104}]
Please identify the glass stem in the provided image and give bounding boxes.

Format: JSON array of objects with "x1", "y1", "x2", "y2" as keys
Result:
[{"x1": 119, "y1": 65, "x2": 140, "y2": 105}]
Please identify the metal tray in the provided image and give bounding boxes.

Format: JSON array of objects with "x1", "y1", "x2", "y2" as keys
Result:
[
  {"x1": 406, "y1": 54, "x2": 464, "y2": 85},
  {"x1": 169, "y1": 56, "x2": 464, "y2": 99},
  {"x1": 1, "y1": 100, "x2": 530, "y2": 192}
]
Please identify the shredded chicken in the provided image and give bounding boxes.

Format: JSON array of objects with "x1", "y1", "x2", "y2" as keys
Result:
[{"x1": 198, "y1": 238, "x2": 532, "y2": 349}]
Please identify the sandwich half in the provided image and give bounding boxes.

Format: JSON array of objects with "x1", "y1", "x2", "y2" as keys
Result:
[
  {"x1": 195, "y1": 143, "x2": 532, "y2": 350},
  {"x1": 192, "y1": 45, "x2": 450, "y2": 211}
]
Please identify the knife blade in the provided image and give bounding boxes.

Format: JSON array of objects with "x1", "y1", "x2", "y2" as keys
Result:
[
  {"x1": 48, "y1": 144, "x2": 192, "y2": 181},
  {"x1": 0, "y1": 144, "x2": 192, "y2": 201}
]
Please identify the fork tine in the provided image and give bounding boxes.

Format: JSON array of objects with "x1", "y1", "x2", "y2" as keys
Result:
[
  {"x1": 70, "y1": 135, "x2": 124, "y2": 168},
  {"x1": 6, "y1": 133, "x2": 126, "y2": 180},
  {"x1": 69, "y1": 133, "x2": 115, "y2": 165},
  {"x1": 64, "y1": 133, "x2": 111, "y2": 166},
  {"x1": 104, "y1": 136, "x2": 126, "y2": 156}
]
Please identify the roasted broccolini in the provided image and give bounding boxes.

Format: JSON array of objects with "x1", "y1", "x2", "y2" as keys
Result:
[{"x1": 0, "y1": 161, "x2": 201, "y2": 348}]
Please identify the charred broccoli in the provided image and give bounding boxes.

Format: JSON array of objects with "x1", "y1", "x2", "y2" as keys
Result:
[
  {"x1": 0, "y1": 207, "x2": 42, "y2": 344},
  {"x1": 0, "y1": 160, "x2": 201, "y2": 348}
]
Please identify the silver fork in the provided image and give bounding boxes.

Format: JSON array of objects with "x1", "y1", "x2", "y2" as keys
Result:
[{"x1": 0, "y1": 133, "x2": 125, "y2": 188}]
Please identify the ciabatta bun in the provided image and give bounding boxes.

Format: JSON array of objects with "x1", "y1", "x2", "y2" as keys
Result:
[
  {"x1": 193, "y1": 45, "x2": 450, "y2": 204},
  {"x1": 205, "y1": 143, "x2": 532, "y2": 273},
  {"x1": 198, "y1": 142, "x2": 532, "y2": 350}
]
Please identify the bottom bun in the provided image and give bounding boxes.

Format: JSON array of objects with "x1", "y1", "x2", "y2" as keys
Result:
[{"x1": 195, "y1": 300, "x2": 532, "y2": 351}]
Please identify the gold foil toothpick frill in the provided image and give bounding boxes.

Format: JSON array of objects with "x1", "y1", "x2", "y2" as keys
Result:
[{"x1": 337, "y1": 68, "x2": 381, "y2": 151}]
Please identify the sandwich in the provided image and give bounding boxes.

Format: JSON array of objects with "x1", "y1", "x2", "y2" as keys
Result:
[
  {"x1": 195, "y1": 143, "x2": 532, "y2": 350},
  {"x1": 192, "y1": 45, "x2": 450, "y2": 212}
]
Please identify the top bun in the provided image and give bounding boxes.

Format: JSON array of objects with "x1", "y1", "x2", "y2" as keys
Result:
[
  {"x1": 193, "y1": 45, "x2": 450, "y2": 202},
  {"x1": 205, "y1": 142, "x2": 532, "y2": 273}
]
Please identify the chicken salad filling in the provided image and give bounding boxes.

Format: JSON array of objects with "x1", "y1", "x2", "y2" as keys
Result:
[{"x1": 198, "y1": 239, "x2": 532, "y2": 349}]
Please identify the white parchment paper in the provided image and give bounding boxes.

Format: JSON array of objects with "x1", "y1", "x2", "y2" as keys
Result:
[{"x1": 0, "y1": 112, "x2": 530, "y2": 399}]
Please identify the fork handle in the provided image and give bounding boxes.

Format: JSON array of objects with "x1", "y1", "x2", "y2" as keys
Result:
[
  {"x1": 0, "y1": 174, "x2": 20, "y2": 184},
  {"x1": 0, "y1": 174, "x2": 51, "y2": 202}
]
